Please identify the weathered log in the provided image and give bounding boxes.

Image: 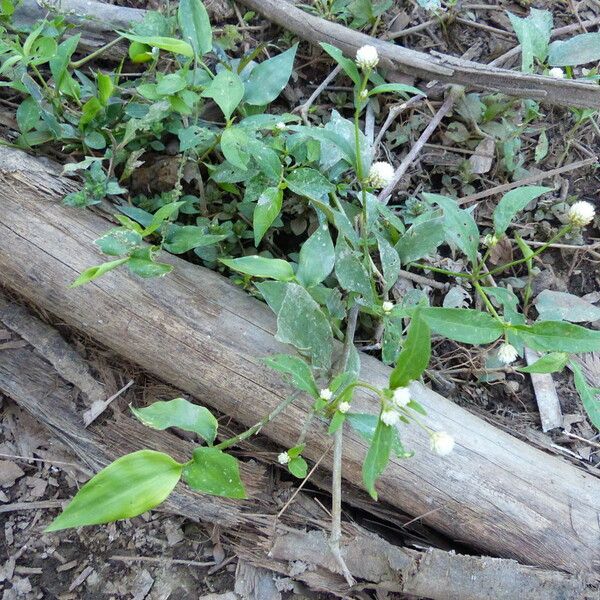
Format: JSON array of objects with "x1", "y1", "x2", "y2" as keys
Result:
[
  {"x1": 0, "y1": 146, "x2": 599, "y2": 575},
  {"x1": 0, "y1": 324, "x2": 593, "y2": 600}
]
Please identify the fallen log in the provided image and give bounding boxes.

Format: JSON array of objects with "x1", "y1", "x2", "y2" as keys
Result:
[
  {"x1": 0, "y1": 146, "x2": 599, "y2": 575},
  {"x1": 0, "y1": 321, "x2": 593, "y2": 600},
  {"x1": 13, "y1": 0, "x2": 600, "y2": 109}
]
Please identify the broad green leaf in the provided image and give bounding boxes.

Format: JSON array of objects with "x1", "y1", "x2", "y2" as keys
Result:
[
  {"x1": 178, "y1": 125, "x2": 215, "y2": 152},
  {"x1": 143, "y1": 201, "x2": 186, "y2": 235},
  {"x1": 264, "y1": 354, "x2": 318, "y2": 396},
  {"x1": 368, "y1": 83, "x2": 424, "y2": 97},
  {"x1": 183, "y1": 447, "x2": 246, "y2": 498},
  {"x1": 70, "y1": 258, "x2": 129, "y2": 287},
  {"x1": 382, "y1": 316, "x2": 403, "y2": 365},
  {"x1": 130, "y1": 398, "x2": 218, "y2": 443},
  {"x1": 335, "y1": 238, "x2": 373, "y2": 302},
  {"x1": 288, "y1": 456, "x2": 308, "y2": 479},
  {"x1": 511, "y1": 321, "x2": 600, "y2": 353},
  {"x1": 253, "y1": 187, "x2": 282, "y2": 246},
  {"x1": 481, "y1": 286, "x2": 524, "y2": 325},
  {"x1": 507, "y1": 9, "x2": 553, "y2": 73},
  {"x1": 389, "y1": 310, "x2": 431, "y2": 389},
  {"x1": 419, "y1": 307, "x2": 504, "y2": 344},
  {"x1": 220, "y1": 256, "x2": 295, "y2": 281},
  {"x1": 128, "y1": 256, "x2": 173, "y2": 278},
  {"x1": 518, "y1": 352, "x2": 569, "y2": 374},
  {"x1": 549, "y1": 32, "x2": 600, "y2": 66},
  {"x1": 296, "y1": 224, "x2": 335, "y2": 288},
  {"x1": 156, "y1": 72, "x2": 187, "y2": 95},
  {"x1": 288, "y1": 125, "x2": 356, "y2": 168},
  {"x1": 424, "y1": 193, "x2": 479, "y2": 264},
  {"x1": 247, "y1": 138, "x2": 282, "y2": 182},
  {"x1": 220, "y1": 126, "x2": 250, "y2": 170},
  {"x1": 395, "y1": 218, "x2": 445, "y2": 264},
  {"x1": 119, "y1": 33, "x2": 193, "y2": 57},
  {"x1": 46, "y1": 450, "x2": 182, "y2": 531},
  {"x1": 243, "y1": 44, "x2": 298, "y2": 105},
  {"x1": 362, "y1": 418, "x2": 393, "y2": 500},
  {"x1": 49, "y1": 34, "x2": 80, "y2": 97},
  {"x1": 534, "y1": 290, "x2": 600, "y2": 323},
  {"x1": 255, "y1": 280, "x2": 289, "y2": 314},
  {"x1": 163, "y1": 226, "x2": 227, "y2": 254},
  {"x1": 276, "y1": 283, "x2": 333, "y2": 370},
  {"x1": 95, "y1": 228, "x2": 142, "y2": 256},
  {"x1": 178, "y1": 0, "x2": 212, "y2": 56},
  {"x1": 16, "y1": 97, "x2": 40, "y2": 133},
  {"x1": 571, "y1": 361, "x2": 600, "y2": 430},
  {"x1": 319, "y1": 42, "x2": 360, "y2": 85},
  {"x1": 201, "y1": 69, "x2": 244, "y2": 120},
  {"x1": 377, "y1": 236, "x2": 400, "y2": 293},
  {"x1": 493, "y1": 186, "x2": 551, "y2": 235},
  {"x1": 347, "y1": 413, "x2": 411, "y2": 459},
  {"x1": 285, "y1": 167, "x2": 336, "y2": 200}
]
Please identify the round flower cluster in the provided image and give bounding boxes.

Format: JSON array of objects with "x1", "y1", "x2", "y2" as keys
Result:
[
  {"x1": 367, "y1": 161, "x2": 395, "y2": 188},
  {"x1": 392, "y1": 386, "x2": 411, "y2": 408},
  {"x1": 382, "y1": 301, "x2": 394, "y2": 314},
  {"x1": 278, "y1": 451, "x2": 290, "y2": 465},
  {"x1": 548, "y1": 67, "x2": 565, "y2": 79},
  {"x1": 497, "y1": 342, "x2": 518, "y2": 365},
  {"x1": 380, "y1": 409, "x2": 399, "y2": 426},
  {"x1": 567, "y1": 200, "x2": 596, "y2": 227},
  {"x1": 355, "y1": 45, "x2": 379, "y2": 70},
  {"x1": 338, "y1": 401, "x2": 351, "y2": 414},
  {"x1": 320, "y1": 388, "x2": 333, "y2": 401},
  {"x1": 430, "y1": 431, "x2": 454, "y2": 456},
  {"x1": 275, "y1": 121, "x2": 286, "y2": 131}
]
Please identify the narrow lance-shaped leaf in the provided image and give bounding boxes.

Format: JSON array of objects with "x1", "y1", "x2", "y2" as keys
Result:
[
  {"x1": 296, "y1": 224, "x2": 335, "y2": 288},
  {"x1": 220, "y1": 256, "x2": 295, "y2": 281},
  {"x1": 319, "y1": 42, "x2": 360, "y2": 85},
  {"x1": 253, "y1": 187, "x2": 282, "y2": 246},
  {"x1": 510, "y1": 321, "x2": 600, "y2": 353},
  {"x1": 362, "y1": 418, "x2": 393, "y2": 500},
  {"x1": 46, "y1": 450, "x2": 182, "y2": 531},
  {"x1": 264, "y1": 354, "x2": 318, "y2": 397},
  {"x1": 178, "y1": 0, "x2": 212, "y2": 57},
  {"x1": 70, "y1": 257, "x2": 130, "y2": 287},
  {"x1": 517, "y1": 352, "x2": 569, "y2": 374},
  {"x1": 419, "y1": 307, "x2": 504, "y2": 345},
  {"x1": 493, "y1": 186, "x2": 551, "y2": 235},
  {"x1": 571, "y1": 361, "x2": 600, "y2": 430},
  {"x1": 201, "y1": 69, "x2": 244, "y2": 121}
]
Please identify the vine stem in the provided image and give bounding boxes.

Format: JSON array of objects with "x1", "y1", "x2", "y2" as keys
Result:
[
  {"x1": 330, "y1": 303, "x2": 359, "y2": 587},
  {"x1": 70, "y1": 36, "x2": 124, "y2": 69}
]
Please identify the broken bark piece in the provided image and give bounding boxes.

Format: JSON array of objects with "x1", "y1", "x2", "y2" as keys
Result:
[
  {"x1": 525, "y1": 347, "x2": 563, "y2": 432},
  {"x1": 0, "y1": 146, "x2": 600, "y2": 574}
]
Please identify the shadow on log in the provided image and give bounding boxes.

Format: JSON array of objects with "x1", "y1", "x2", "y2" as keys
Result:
[{"x1": 0, "y1": 146, "x2": 599, "y2": 575}]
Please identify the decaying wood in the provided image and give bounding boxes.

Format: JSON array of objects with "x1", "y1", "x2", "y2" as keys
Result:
[
  {"x1": 0, "y1": 146, "x2": 599, "y2": 575},
  {"x1": 525, "y1": 347, "x2": 563, "y2": 432},
  {"x1": 0, "y1": 332, "x2": 594, "y2": 600},
  {"x1": 13, "y1": 0, "x2": 600, "y2": 110}
]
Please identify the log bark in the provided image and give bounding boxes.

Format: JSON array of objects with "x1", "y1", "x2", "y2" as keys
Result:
[
  {"x1": 0, "y1": 146, "x2": 599, "y2": 575},
  {"x1": 13, "y1": 0, "x2": 600, "y2": 109},
  {"x1": 0, "y1": 322, "x2": 593, "y2": 600}
]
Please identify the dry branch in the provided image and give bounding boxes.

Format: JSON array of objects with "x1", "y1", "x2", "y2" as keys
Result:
[
  {"x1": 0, "y1": 323, "x2": 593, "y2": 599},
  {"x1": 0, "y1": 146, "x2": 599, "y2": 575}
]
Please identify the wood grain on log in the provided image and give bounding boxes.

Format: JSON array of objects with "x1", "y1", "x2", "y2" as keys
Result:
[{"x1": 0, "y1": 146, "x2": 599, "y2": 574}]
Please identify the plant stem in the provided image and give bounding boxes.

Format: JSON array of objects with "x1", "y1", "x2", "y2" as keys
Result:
[
  {"x1": 70, "y1": 37, "x2": 124, "y2": 70},
  {"x1": 473, "y1": 280, "x2": 502, "y2": 322},
  {"x1": 411, "y1": 263, "x2": 471, "y2": 278},
  {"x1": 214, "y1": 391, "x2": 299, "y2": 451}
]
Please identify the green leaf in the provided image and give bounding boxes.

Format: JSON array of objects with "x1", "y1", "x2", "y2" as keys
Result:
[
  {"x1": 424, "y1": 193, "x2": 479, "y2": 265},
  {"x1": 46, "y1": 450, "x2": 182, "y2": 531},
  {"x1": 163, "y1": 226, "x2": 227, "y2": 254},
  {"x1": 518, "y1": 352, "x2": 569, "y2": 374},
  {"x1": 389, "y1": 310, "x2": 431, "y2": 389},
  {"x1": 288, "y1": 125, "x2": 356, "y2": 168},
  {"x1": 130, "y1": 398, "x2": 218, "y2": 444},
  {"x1": 571, "y1": 361, "x2": 600, "y2": 430},
  {"x1": 97, "y1": 72, "x2": 113, "y2": 105},
  {"x1": 276, "y1": 283, "x2": 333, "y2": 370},
  {"x1": 288, "y1": 456, "x2": 308, "y2": 479},
  {"x1": 143, "y1": 201, "x2": 186, "y2": 235},
  {"x1": 377, "y1": 236, "x2": 400, "y2": 293},
  {"x1": 243, "y1": 44, "x2": 298, "y2": 105},
  {"x1": 493, "y1": 186, "x2": 551, "y2": 235},
  {"x1": 128, "y1": 249, "x2": 173, "y2": 278},
  {"x1": 549, "y1": 32, "x2": 600, "y2": 66},
  {"x1": 368, "y1": 83, "x2": 424, "y2": 97},
  {"x1": 253, "y1": 187, "x2": 283, "y2": 246},
  {"x1": 335, "y1": 238, "x2": 373, "y2": 302},
  {"x1": 328, "y1": 410, "x2": 346, "y2": 434},
  {"x1": 49, "y1": 34, "x2": 80, "y2": 96},
  {"x1": 362, "y1": 418, "x2": 392, "y2": 500},
  {"x1": 156, "y1": 72, "x2": 187, "y2": 95},
  {"x1": 507, "y1": 9, "x2": 553, "y2": 73},
  {"x1": 119, "y1": 33, "x2": 193, "y2": 57},
  {"x1": 220, "y1": 256, "x2": 295, "y2": 281},
  {"x1": 419, "y1": 307, "x2": 504, "y2": 344},
  {"x1": 285, "y1": 167, "x2": 336, "y2": 200},
  {"x1": 534, "y1": 290, "x2": 600, "y2": 323},
  {"x1": 201, "y1": 69, "x2": 244, "y2": 120},
  {"x1": 183, "y1": 447, "x2": 246, "y2": 498},
  {"x1": 319, "y1": 42, "x2": 360, "y2": 85},
  {"x1": 347, "y1": 413, "x2": 411, "y2": 459},
  {"x1": 16, "y1": 97, "x2": 40, "y2": 133},
  {"x1": 264, "y1": 354, "x2": 318, "y2": 396},
  {"x1": 70, "y1": 257, "x2": 130, "y2": 287},
  {"x1": 511, "y1": 321, "x2": 600, "y2": 353},
  {"x1": 220, "y1": 126, "x2": 250, "y2": 170},
  {"x1": 178, "y1": 0, "x2": 212, "y2": 56},
  {"x1": 395, "y1": 218, "x2": 445, "y2": 264},
  {"x1": 296, "y1": 224, "x2": 335, "y2": 288},
  {"x1": 95, "y1": 228, "x2": 142, "y2": 256}
]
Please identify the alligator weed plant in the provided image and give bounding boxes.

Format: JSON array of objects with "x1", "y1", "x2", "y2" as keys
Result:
[{"x1": 8, "y1": 0, "x2": 599, "y2": 564}]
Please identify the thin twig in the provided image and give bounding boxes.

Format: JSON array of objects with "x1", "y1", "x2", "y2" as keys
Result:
[
  {"x1": 378, "y1": 86, "x2": 462, "y2": 204},
  {"x1": 296, "y1": 65, "x2": 341, "y2": 125},
  {"x1": 373, "y1": 95, "x2": 424, "y2": 149},
  {"x1": 83, "y1": 379, "x2": 134, "y2": 427},
  {"x1": 110, "y1": 555, "x2": 215, "y2": 567}
]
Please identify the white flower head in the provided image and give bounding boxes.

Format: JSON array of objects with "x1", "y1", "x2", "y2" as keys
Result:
[
  {"x1": 338, "y1": 401, "x2": 351, "y2": 414},
  {"x1": 380, "y1": 409, "x2": 399, "y2": 426},
  {"x1": 359, "y1": 88, "x2": 369, "y2": 100},
  {"x1": 497, "y1": 342, "x2": 518, "y2": 365},
  {"x1": 278, "y1": 451, "x2": 290, "y2": 465},
  {"x1": 392, "y1": 386, "x2": 411, "y2": 408},
  {"x1": 482, "y1": 233, "x2": 499, "y2": 248},
  {"x1": 275, "y1": 121, "x2": 286, "y2": 131},
  {"x1": 548, "y1": 67, "x2": 565, "y2": 79},
  {"x1": 368, "y1": 161, "x2": 395, "y2": 188},
  {"x1": 582, "y1": 68, "x2": 592, "y2": 77},
  {"x1": 430, "y1": 431, "x2": 454, "y2": 456},
  {"x1": 356, "y1": 45, "x2": 379, "y2": 70},
  {"x1": 568, "y1": 200, "x2": 596, "y2": 227},
  {"x1": 382, "y1": 301, "x2": 394, "y2": 313},
  {"x1": 320, "y1": 387, "x2": 333, "y2": 401}
]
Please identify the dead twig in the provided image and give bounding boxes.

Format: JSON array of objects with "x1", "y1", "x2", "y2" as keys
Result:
[{"x1": 296, "y1": 65, "x2": 341, "y2": 125}]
